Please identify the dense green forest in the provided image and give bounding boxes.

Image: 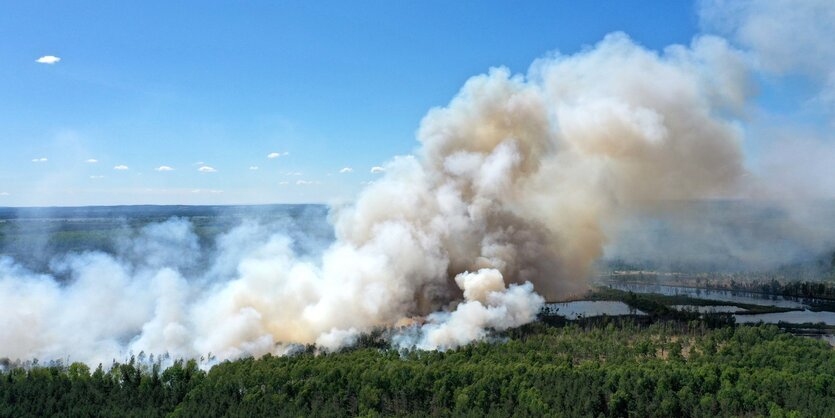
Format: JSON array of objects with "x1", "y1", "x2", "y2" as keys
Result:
[{"x1": 2, "y1": 320, "x2": 834, "y2": 417}]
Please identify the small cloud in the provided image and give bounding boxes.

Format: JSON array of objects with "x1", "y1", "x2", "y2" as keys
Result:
[
  {"x1": 0, "y1": 192, "x2": 10, "y2": 196},
  {"x1": 89, "y1": 175, "x2": 105, "y2": 179},
  {"x1": 198, "y1": 166, "x2": 217, "y2": 173},
  {"x1": 190, "y1": 189, "x2": 223, "y2": 194},
  {"x1": 249, "y1": 166, "x2": 259, "y2": 170},
  {"x1": 36, "y1": 55, "x2": 61, "y2": 64},
  {"x1": 296, "y1": 180, "x2": 321, "y2": 186},
  {"x1": 85, "y1": 159, "x2": 98, "y2": 163},
  {"x1": 370, "y1": 166, "x2": 385, "y2": 173},
  {"x1": 339, "y1": 167, "x2": 353, "y2": 173},
  {"x1": 113, "y1": 165, "x2": 129, "y2": 170},
  {"x1": 267, "y1": 152, "x2": 289, "y2": 159},
  {"x1": 279, "y1": 181, "x2": 289, "y2": 185},
  {"x1": 155, "y1": 165, "x2": 174, "y2": 172},
  {"x1": 193, "y1": 161, "x2": 205, "y2": 165},
  {"x1": 31, "y1": 157, "x2": 47, "y2": 163}
]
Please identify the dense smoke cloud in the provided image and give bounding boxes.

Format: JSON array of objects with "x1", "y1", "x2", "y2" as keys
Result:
[
  {"x1": 1, "y1": 33, "x2": 749, "y2": 364},
  {"x1": 3, "y1": 12, "x2": 832, "y2": 364},
  {"x1": 601, "y1": 1, "x2": 835, "y2": 272}
]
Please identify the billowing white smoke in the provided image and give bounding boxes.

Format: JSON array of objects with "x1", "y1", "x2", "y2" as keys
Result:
[
  {"x1": 1, "y1": 33, "x2": 750, "y2": 364},
  {"x1": 392, "y1": 269, "x2": 543, "y2": 350}
]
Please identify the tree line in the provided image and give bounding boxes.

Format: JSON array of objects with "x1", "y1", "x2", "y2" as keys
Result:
[{"x1": 2, "y1": 319, "x2": 834, "y2": 417}]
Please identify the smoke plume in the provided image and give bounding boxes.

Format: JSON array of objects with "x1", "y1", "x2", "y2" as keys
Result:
[{"x1": 3, "y1": 23, "x2": 826, "y2": 365}]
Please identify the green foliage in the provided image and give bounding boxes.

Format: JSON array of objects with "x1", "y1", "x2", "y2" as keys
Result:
[
  {"x1": 2, "y1": 322, "x2": 833, "y2": 417},
  {"x1": 0, "y1": 358, "x2": 205, "y2": 417}
]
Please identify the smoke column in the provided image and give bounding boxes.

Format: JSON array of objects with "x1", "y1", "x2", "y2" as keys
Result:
[{"x1": 1, "y1": 32, "x2": 754, "y2": 364}]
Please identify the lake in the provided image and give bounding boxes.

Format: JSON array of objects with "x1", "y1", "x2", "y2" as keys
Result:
[
  {"x1": 543, "y1": 301, "x2": 646, "y2": 319},
  {"x1": 735, "y1": 310, "x2": 835, "y2": 326},
  {"x1": 604, "y1": 282, "x2": 817, "y2": 309},
  {"x1": 606, "y1": 281, "x2": 835, "y2": 327}
]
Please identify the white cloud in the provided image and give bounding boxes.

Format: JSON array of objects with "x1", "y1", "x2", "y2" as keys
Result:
[
  {"x1": 113, "y1": 165, "x2": 129, "y2": 170},
  {"x1": 89, "y1": 175, "x2": 105, "y2": 179},
  {"x1": 0, "y1": 192, "x2": 9, "y2": 196},
  {"x1": 296, "y1": 180, "x2": 320, "y2": 186},
  {"x1": 249, "y1": 166, "x2": 259, "y2": 170},
  {"x1": 198, "y1": 166, "x2": 217, "y2": 173},
  {"x1": 370, "y1": 166, "x2": 385, "y2": 173},
  {"x1": 267, "y1": 152, "x2": 289, "y2": 159},
  {"x1": 155, "y1": 166, "x2": 174, "y2": 172},
  {"x1": 35, "y1": 55, "x2": 61, "y2": 64},
  {"x1": 339, "y1": 167, "x2": 353, "y2": 173},
  {"x1": 31, "y1": 157, "x2": 47, "y2": 163},
  {"x1": 279, "y1": 181, "x2": 289, "y2": 185},
  {"x1": 85, "y1": 159, "x2": 98, "y2": 163},
  {"x1": 190, "y1": 189, "x2": 223, "y2": 194}
]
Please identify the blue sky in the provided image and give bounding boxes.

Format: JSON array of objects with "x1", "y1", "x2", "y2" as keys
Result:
[{"x1": 0, "y1": 1, "x2": 828, "y2": 206}]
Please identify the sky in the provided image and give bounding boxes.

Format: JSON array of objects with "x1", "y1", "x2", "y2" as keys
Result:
[{"x1": 0, "y1": 0, "x2": 832, "y2": 206}]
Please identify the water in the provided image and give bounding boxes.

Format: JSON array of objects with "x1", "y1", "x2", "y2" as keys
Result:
[
  {"x1": 543, "y1": 300, "x2": 834, "y2": 329},
  {"x1": 608, "y1": 281, "x2": 835, "y2": 329},
  {"x1": 735, "y1": 310, "x2": 835, "y2": 326},
  {"x1": 605, "y1": 282, "x2": 814, "y2": 309},
  {"x1": 544, "y1": 301, "x2": 646, "y2": 319},
  {"x1": 673, "y1": 304, "x2": 835, "y2": 326}
]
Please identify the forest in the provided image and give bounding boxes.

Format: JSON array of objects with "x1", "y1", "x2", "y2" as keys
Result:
[{"x1": 2, "y1": 319, "x2": 834, "y2": 417}]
